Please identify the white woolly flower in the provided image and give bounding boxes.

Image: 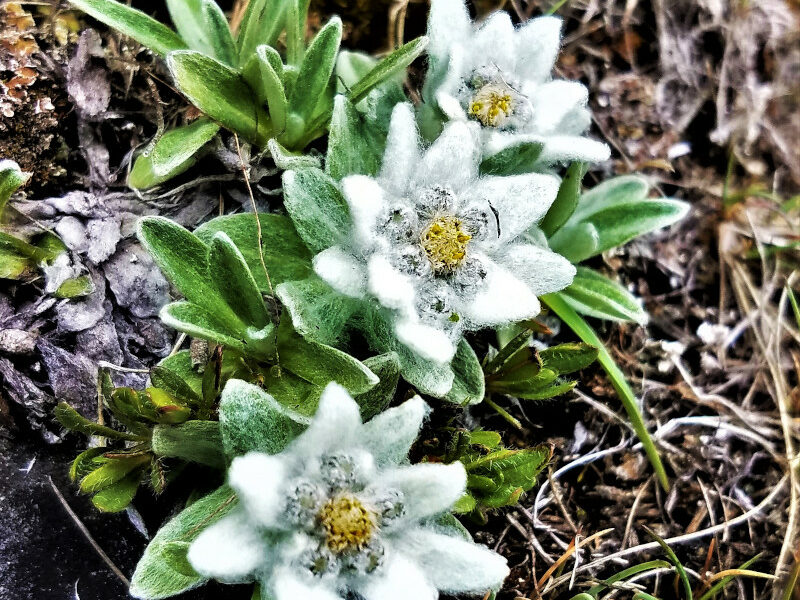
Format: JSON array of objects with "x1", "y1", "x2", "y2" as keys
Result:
[
  {"x1": 312, "y1": 102, "x2": 576, "y2": 366},
  {"x1": 424, "y1": 0, "x2": 610, "y2": 165},
  {"x1": 188, "y1": 383, "x2": 509, "y2": 600}
]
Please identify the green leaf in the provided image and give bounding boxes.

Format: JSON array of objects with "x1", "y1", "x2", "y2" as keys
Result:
[
  {"x1": 284, "y1": 0, "x2": 308, "y2": 66},
  {"x1": 91, "y1": 471, "x2": 142, "y2": 512},
  {"x1": 282, "y1": 168, "x2": 350, "y2": 253},
  {"x1": 645, "y1": 527, "x2": 692, "y2": 600},
  {"x1": 151, "y1": 421, "x2": 225, "y2": 468},
  {"x1": 443, "y1": 340, "x2": 485, "y2": 405},
  {"x1": 55, "y1": 402, "x2": 143, "y2": 441},
  {"x1": 194, "y1": 213, "x2": 313, "y2": 290},
  {"x1": 167, "y1": 50, "x2": 272, "y2": 146},
  {"x1": 165, "y1": 0, "x2": 236, "y2": 65},
  {"x1": 277, "y1": 315, "x2": 378, "y2": 395},
  {"x1": 570, "y1": 175, "x2": 650, "y2": 222},
  {"x1": 479, "y1": 142, "x2": 544, "y2": 176},
  {"x1": 207, "y1": 232, "x2": 272, "y2": 329},
  {"x1": 267, "y1": 139, "x2": 321, "y2": 171},
  {"x1": 545, "y1": 221, "x2": 599, "y2": 263},
  {"x1": 276, "y1": 276, "x2": 360, "y2": 346},
  {"x1": 219, "y1": 379, "x2": 309, "y2": 458},
  {"x1": 326, "y1": 95, "x2": 383, "y2": 180},
  {"x1": 129, "y1": 485, "x2": 238, "y2": 599},
  {"x1": 0, "y1": 249, "x2": 30, "y2": 280},
  {"x1": 69, "y1": 0, "x2": 187, "y2": 56},
  {"x1": 150, "y1": 366, "x2": 202, "y2": 407},
  {"x1": 289, "y1": 17, "x2": 341, "y2": 123},
  {"x1": 243, "y1": 45, "x2": 288, "y2": 136},
  {"x1": 236, "y1": 0, "x2": 287, "y2": 64},
  {"x1": 539, "y1": 162, "x2": 586, "y2": 237},
  {"x1": 561, "y1": 266, "x2": 648, "y2": 325},
  {"x1": 129, "y1": 118, "x2": 220, "y2": 189},
  {"x1": 160, "y1": 301, "x2": 248, "y2": 355},
  {"x1": 354, "y1": 353, "x2": 401, "y2": 420},
  {"x1": 70, "y1": 447, "x2": 108, "y2": 481},
  {"x1": 0, "y1": 159, "x2": 30, "y2": 216},
  {"x1": 542, "y1": 292, "x2": 669, "y2": 491},
  {"x1": 54, "y1": 275, "x2": 95, "y2": 299},
  {"x1": 347, "y1": 36, "x2": 428, "y2": 106},
  {"x1": 80, "y1": 454, "x2": 150, "y2": 493},
  {"x1": 538, "y1": 342, "x2": 598, "y2": 374}
]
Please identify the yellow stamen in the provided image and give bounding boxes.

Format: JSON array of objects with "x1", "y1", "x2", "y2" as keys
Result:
[
  {"x1": 318, "y1": 495, "x2": 376, "y2": 554},
  {"x1": 421, "y1": 215, "x2": 472, "y2": 272},
  {"x1": 469, "y1": 83, "x2": 514, "y2": 127}
]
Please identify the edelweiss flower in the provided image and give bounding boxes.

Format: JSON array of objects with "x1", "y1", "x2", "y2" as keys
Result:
[
  {"x1": 423, "y1": 0, "x2": 610, "y2": 165},
  {"x1": 188, "y1": 383, "x2": 509, "y2": 599},
  {"x1": 308, "y1": 103, "x2": 576, "y2": 370}
]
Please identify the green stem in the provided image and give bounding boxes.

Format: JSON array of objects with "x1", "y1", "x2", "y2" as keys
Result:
[
  {"x1": 542, "y1": 292, "x2": 670, "y2": 491},
  {"x1": 484, "y1": 396, "x2": 523, "y2": 430}
]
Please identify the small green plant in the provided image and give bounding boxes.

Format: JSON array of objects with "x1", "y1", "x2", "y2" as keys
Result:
[{"x1": 70, "y1": 0, "x2": 427, "y2": 188}]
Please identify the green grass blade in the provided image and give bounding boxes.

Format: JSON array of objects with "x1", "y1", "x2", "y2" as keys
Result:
[
  {"x1": 697, "y1": 554, "x2": 762, "y2": 600},
  {"x1": 542, "y1": 292, "x2": 669, "y2": 491},
  {"x1": 588, "y1": 559, "x2": 672, "y2": 597},
  {"x1": 644, "y1": 527, "x2": 692, "y2": 599}
]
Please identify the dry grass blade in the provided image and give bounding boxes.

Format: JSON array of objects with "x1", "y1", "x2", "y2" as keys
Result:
[{"x1": 536, "y1": 528, "x2": 615, "y2": 592}]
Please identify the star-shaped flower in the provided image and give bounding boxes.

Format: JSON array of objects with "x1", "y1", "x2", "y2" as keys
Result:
[
  {"x1": 422, "y1": 0, "x2": 610, "y2": 165},
  {"x1": 187, "y1": 382, "x2": 509, "y2": 599},
  {"x1": 301, "y1": 102, "x2": 575, "y2": 394}
]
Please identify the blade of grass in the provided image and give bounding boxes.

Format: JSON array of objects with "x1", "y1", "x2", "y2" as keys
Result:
[
  {"x1": 644, "y1": 526, "x2": 692, "y2": 599},
  {"x1": 697, "y1": 554, "x2": 762, "y2": 600},
  {"x1": 587, "y1": 559, "x2": 672, "y2": 597},
  {"x1": 542, "y1": 293, "x2": 669, "y2": 491}
]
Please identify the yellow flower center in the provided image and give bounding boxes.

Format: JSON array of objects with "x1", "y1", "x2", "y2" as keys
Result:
[
  {"x1": 469, "y1": 82, "x2": 514, "y2": 127},
  {"x1": 421, "y1": 215, "x2": 472, "y2": 272},
  {"x1": 318, "y1": 495, "x2": 376, "y2": 554}
]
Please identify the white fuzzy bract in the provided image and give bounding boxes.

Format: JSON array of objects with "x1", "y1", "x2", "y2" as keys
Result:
[
  {"x1": 187, "y1": 383, "x2": 509, "y2": 599},
  {"x1": 312, "y1": 103, "x2": 576, "y2": 365},
  {"x1": 424, "y1": 0, "x2": 610, "y2": 165}
]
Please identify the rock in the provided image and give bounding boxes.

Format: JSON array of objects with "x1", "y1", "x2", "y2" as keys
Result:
[
  {"x1": 0, "y1": 357, "x2": 55, "y2": 437},
  {"x1": 104, "y1": 241, "x2": 169, "y2": 319},
  {"x1": 56, "y1": 268, "x2": 106, "y2": 333},
  {"x1": 0, "y1": 329, "x2": 37, "y2": 355},
  {"x1": 36, "y1": 338, "x2": 97, "y2": 415}
]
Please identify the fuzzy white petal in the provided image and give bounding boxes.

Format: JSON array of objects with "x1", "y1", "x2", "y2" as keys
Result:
[
  {"x1": 417, "y1": 120, "x2": 479, "y2": 190},
  {"x1": 362, "y1": 396, "x2": 429, "y2": 466},
  {"x1": 396, "y1": 528, "x2": 509, "y2": 594},
  {"x1": 436, "y1": 90, "x2": 468, "y2": 121},
  {"x1": 367, "y1": 254, "x2": 417, "y2": 319},
  {"x1": 531, "y1": 80, "x2": 589, "y2": 134},
  {"x1": 538, "y1": 135, "x2": 611, "y2": 164},
  {"x1": 312, "y1": 246, "x2": 367, "y2": 298},
  {"x1": 394, "y1": 319, "x2": 456, "y2": 364},
  {"x1": 356, "y1": 553, "x2": 437, "y2": 600},
  {"x1": 290, "y1": 382, "x2": 363, "y2": 457},
  {"x1": 380, "y1": 103, "x2": 421, "y2": 195},
  {"x1": 376, "y1": 462, "x2": 466, "y2": 521},
  {"x1": 469, "y1": 173, "x2": 560, "y2": 246},
  {"x1": 514, "y1": 16, "x2": 562, "y2": 82},
  {"x1": 427, "y1": 0, "x2": 472, "y2": 64},
  {"x1": 187, "y1": 508, "x2": 266, "y2": 583},
  {"x1": 228, "y1": 453, "x2": 287, "y2": 528},
  {"x1": 458, "y1": 257, "x2": 541, "y2": 326},
  {"x1": 272, "y1": 569, "x2": 343, "y2": 600},
  {"x1": 501, "y1": 243, "x2": 576, "y2": 295},
  {"x1": 340, "y1": 175, "x2": 387, "y2": 249},
  {"x1": 473, "y1": 11, "x2": 516, "y2": 71}
]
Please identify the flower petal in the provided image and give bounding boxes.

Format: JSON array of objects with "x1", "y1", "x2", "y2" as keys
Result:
[
  {"x1": 457, "y1": 256, "x2": 541, "y2": 327},
  {"x1": 395, "y1": 528, "x2": 509, "y2": 594},
  {"x1": 473, "y1": 11, "x2": 516, "y2": 72},
  {"x1": 356, "y1": 552, "x2": 437, "y2": 600},
  {"x1": 374, "y1": 462, "x2": 466, "y2": 522},
  {"x1": 467, "y1": 173, "x2": 560, "y2": 246},
  {"x1": 500, "y1": 242, "x2": 576, "y2": 295},
  {"x1": 367, "y1": 254, "x2": 417, "y2": 319},
  {"x1": 538, "y1": 135, "x2": 611, "y2": 164},
  {"x1": 427, "y1": 0, "x2": 472, "y2": 64},
  {"x1": 380, "y1": 103, "x2": 421, "y2": 196},
  {"x1": 271, "y1": 569, "x2": 343, "y2": 600},
  {"x1": 361, "y1": 395, "x2": 429, "y2": 466},
  {"x1": 514, "y1": 16, "x2": 562, "y2": 82},
  {"x1": 416, "y1": 120, "x2": 480, "y2": 191},
  {"x1": 187, "y1": 508, "x2": 266, "y2": 583},
  {"x1": 290, "y1": 382, "x2": 363, "y2": 458},
  {"x1": 313, "y1": 246, "x2": 367, "y2": 298},
  {"x1": 340, "y1": 175, "x2": 387, "y2": 249},
  {"x1": 228, "y1": 453, "x2": 287, "y2": 528},
  {"x1": 531, "y1": 80, "x2": 590, "y2": 134},
  {"x1": 394, "y1": 318, "x2": 457, "y2": 364}
]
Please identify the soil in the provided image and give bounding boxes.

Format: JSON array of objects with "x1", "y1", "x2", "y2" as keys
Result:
[{"x1": 1, "y1": 1, "x2": 798, "y2": 600}]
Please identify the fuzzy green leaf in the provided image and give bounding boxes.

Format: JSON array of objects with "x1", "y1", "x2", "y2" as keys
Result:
[
  {"x1": 443, "y1": 340, "x2": 485, "y2": 405},
  {"x1": 547, "y1": 221, "x2": 599, "y2": 263},
  {"x1": 150, "y1": 366, "x2": 202, "y2": 407},
  {"x1": 0, "y1": 159, "x2": 30, "y2": 216},
  {"x1": 69, "y1": 0, "x2": 187, "y2": 56},
  {"x1": 0, "y1": 249, "x2": 30, "y2": 280},
  {"x1": 570, "y1": 175, "x2": 650, "y2": 222},
  {"x1": 236, "y1": 0, "x2": 287, "y2": 63},
  {"x1": 282, "y1": 168, "x2": 350, "y2": 253},
  {"x1": 288, "y1": 17, "x2": 341, "y2": 123},
  {"x1": 219, "y1": 379, "x2": 309, "y2": 458},
  {"x1": 160, "y1": 302, "x2": 247, "y2": 355},
  {"x1": 165, "y1": 0, "x2": 236, "y2": 65},
  {"x1": 267, "y1": 139, "x2": 321, "y2": 170},
  {"x1": 70, "y1": 447, "x2": 108, "y2": 481},
  {"x1": 167, "y1": 50, "x2": 272, "y2": 146},
  {"x1": 91, "y1": 471, "x2": 142, "y2": 512},
  {"x1": 243, "y1": 45, "x2": 288, "y2": 136},
  {"x1": 276, "y1": 276, "x2": 359, "y2": 346},
  {"x1": 80, "y1": 454, "x2": 150, "y2": 493},
  {"x1": 194, "y1": 213, "x2": 313, "y2": 290},
  {"x1": 354, "y1": 353, "x2": 401, "y2": 420},
  {"x1": 54, "y1": 275, "x2": 95, "y2": 299},
  {"x1": 539, "y1": 162, "x2": 586, "y2": 237},
  {"x1": 538, "y1": 342, "x2": 598, "y2": 374},
  {"x1": 55, "y1": 402, "x2": 143, "y2": 441},
  {"x1": 326, "y1": 95, "x2": 384, "y2": 180},
  {"x1": 128, "y1": 118, "x2": 220, "y2": 189},
  {"x1": 129, "y1": 485, "x2": 237, "y2": 599},
  {"x1": 347, "y1": 37, "x2": 428, "y2": 106},
  {"x1": 151, "y1": 421, "x2": 225, "y2": 468},
  {"x1": 561, "y1": 266, "x2": 648, "y2": 325},
  {"x1": 479, "y1": 142, "x2": 544, "y2": 176}
]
